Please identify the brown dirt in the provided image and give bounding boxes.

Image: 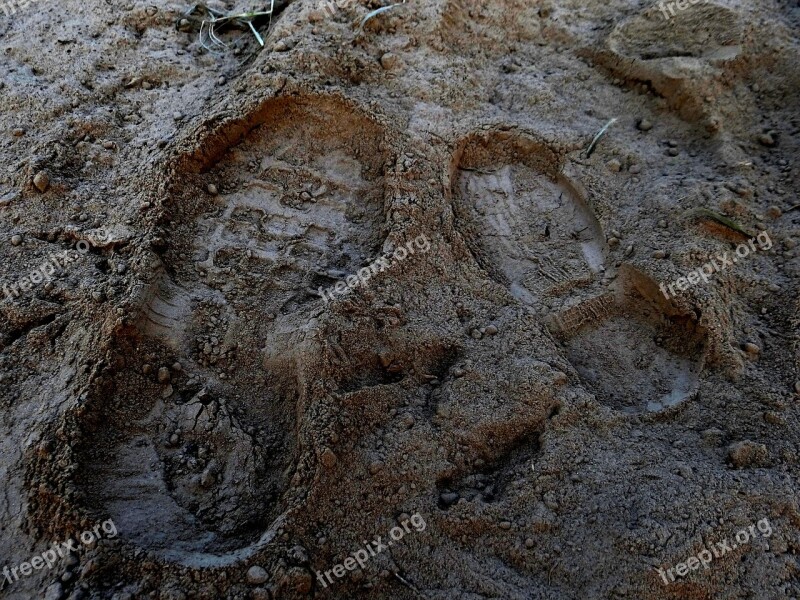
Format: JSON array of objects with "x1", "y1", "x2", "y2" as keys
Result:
[{"x1": 1, "y1": 0, "x2": 799, "y2": 599}]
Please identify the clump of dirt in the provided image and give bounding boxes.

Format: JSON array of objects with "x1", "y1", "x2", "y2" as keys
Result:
[{"x1": 1, "y1": 0, "x2": 799, "y2": 599}]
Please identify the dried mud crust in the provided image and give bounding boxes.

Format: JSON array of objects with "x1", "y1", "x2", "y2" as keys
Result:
[
  {"x1": 587, "y1": 2, "x2": 746, "y2": 124},
  {"x1": 54, "y1": 95, "x2": 394, "y2": 565}
]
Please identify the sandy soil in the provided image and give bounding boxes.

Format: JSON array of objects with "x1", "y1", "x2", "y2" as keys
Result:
[{"x1": 1, "y1": 0, "x2": 799, "y2": 598}]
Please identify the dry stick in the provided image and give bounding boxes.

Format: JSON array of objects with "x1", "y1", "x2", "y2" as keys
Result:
[
  {"x1": 394, "y1": 572, "x2": 427, "y2": 599},
  {"x1": 585, "y1": 117, "x2": 617, "y2": 158},
  {"x1": 359, "y1": 1, "x2": 406, "y2": 31}
]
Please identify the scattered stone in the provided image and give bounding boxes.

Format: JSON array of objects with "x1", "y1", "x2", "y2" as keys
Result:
[
  {"x1": 169, "y1": 433, "x2": 180, "y2": 446},
  {"x1": 637, "y1": 119, "x2": 653, "y2": 131},
  {"x1": 207, "y1": 183, "x2": 218, "y2": 195},
  {"x1": 606, "y1": 159, "x2": 621, "y2": 172},
  {"x1": 742, "y1": 342, "x2": 760, "y2": 357},
  {"x1": 440, "y1": 492, "x2": 459, "y2": 506},
  {"x1": 628, "y1": 164, "x2": 641, "y2": 174},
  {"x1": 794, "y1": 381, "x2": 800, "y2": 394},
  {"x1": 485, "y1": 324, "x2": 498, "y2": 336},
  {"x1": 247, "y1": 566, "x2": 269, "y2": 585},
  {"x1": 525, "y1": 537, "x2": 535, "y2": 548},
  {"x1": 11, "y1": 234, "x2": 22, "y2": 246},
  {"x1": 273, "y1": 40, "x2": 289, "y2": 52},
  {"x1": 757, "y1": 132, "x2": 776, "y2": 147},
  {"x1": 766, "y1": 206, "x2": 782, "y2": 219},
  {"x1": 33, "y1": 171, "x2": 50, "y2": 192},
  {"x1": 701, "y1": 428, "x2": 725, "y2": 447},
  {"x1": 499, "y1": 520, "x2": 512, "y2": 530},
  {"x1": 320, "y1": 447, "x2": 337, "y2": 468},
  {"x1": 142, "y1": 364, "x2": 152, "y2": 375},
  {"x1": 666, "y1": 147, "x2": 679, "y2": 157},
  {"x1": 12, "y1": 128, "x2": 25, "y2": 137},
  {"x1": 728, "y1": 441, "x2": 769, "y2": 468},
  {"x1": 764, "y1": 411, "x2": 786, "y2": 426},
  {"x1": 161, "y1": 385, "x2": 174, "y2": 399},
  {"x1": 380, "y1": 52, "x2": 402, "y2": 70},
  {"x1": 652, "y1": 250, "x2": 666, "y2": 259},
  {"x1": 157, "y1": 367, "x2": 171, "y2": 383}
]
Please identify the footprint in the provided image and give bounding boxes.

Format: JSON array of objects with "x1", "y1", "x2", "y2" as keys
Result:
[
  {"x1": 71, "y1": 97, "x2": 390, "y2": 564},
  {"x1": 550, "y1": 266, "x2": 707, "y2": 414},
  {"x1": 589, "y1": 2, "x2": 743, "y2": 123},
  {"x1": 453, "y1": 132, "x2": 707, "y2": 414},
  {"x1": 453, "y1": 130, "x2": 608, "y2": 312}
]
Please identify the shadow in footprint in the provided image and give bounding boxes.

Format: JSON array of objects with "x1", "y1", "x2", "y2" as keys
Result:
[{"x1": 550, "y1": 266, "x2": 708, "y2": 414}]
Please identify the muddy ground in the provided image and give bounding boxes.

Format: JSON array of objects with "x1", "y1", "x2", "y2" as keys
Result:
[{"x1": 1, "y1": 0, "x2": 799, "y2": 598}]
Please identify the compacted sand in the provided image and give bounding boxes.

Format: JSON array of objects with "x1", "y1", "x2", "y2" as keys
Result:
[{"x1": 1, "y1": 0, "x2": 799, "y2": 598}]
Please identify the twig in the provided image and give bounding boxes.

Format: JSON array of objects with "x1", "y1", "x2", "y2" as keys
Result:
[
  {"x1": 359, "y1": 1, "x2": 406, "y2": 32},
  {"x1": 585, "y1": 117, "x2": 617, "y2": 158},
  {"x1": 394, "y1": 572, "x2": 427, "y2": 599}
]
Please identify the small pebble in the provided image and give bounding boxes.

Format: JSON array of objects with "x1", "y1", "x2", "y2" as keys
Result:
[
  {"x1": 440, "y1": 492, "x2": 459, "y2": 506},
  {"x1": 142, "y1": 364, "x2": 152, "y2": 375},
  {"x1": 247, "y1": 566, "x2": 269, "y2": 585},
  {"x1": 757, "y1": 132, "x2": 776, "y2": 147},
  {"x1": 380, "y1": 52, "x2": 402, "y2": 70},
  {"x1": 11, "y1": 234, "x2": 22, "y2": 246},
  {"x1": 606, "y1": 159, "x2": 621, "y2": 172},
  {"x1": 103, "y1": 140, "x2": 114, "y2": 150},
  {"x1": 652, "y1": 250, "x2": 666, "y2": 259},
  {"x1": 525, "y1": 537, "x2": 535, "y2": 548},
  {"x1": 12, "y1": 128, "x2": 24, "y2": 137},
  {"x1": 320, "y1": 447, "x2": 337, "y2": 468},
  {"x1": 728, "y1": 440, "x2": 769, "y2": 468},
  {"x1": 794, "y1": 381, "x2": 800, "y2": 394},
  {"x1": 207, "y1": 183, "x2": 218, "y2": 195},
  {"x1": 637, "y1": 119, "x2": 653, "y2": 131},
  {"x1": 742, "y1": 342, "x2": 760, "y2": 357},
  {"x1": 766, "y1": 206, "x2": 782, "y2": 219},
  {"x1": 628, "y1": 164, "x2": 641, "y2": 174},
  {"x1": 485, "y1": 325, "x2": 498, "y2": 335},
  {"x1": 667, "y1": 148, "x2": 679, "y2": 157},
  {"x1": 157, "y1": 367, "x2": 171, "y2": 383},
  {"x1": 33, "y1": 171, "x2": 50, "y2": 192}
]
